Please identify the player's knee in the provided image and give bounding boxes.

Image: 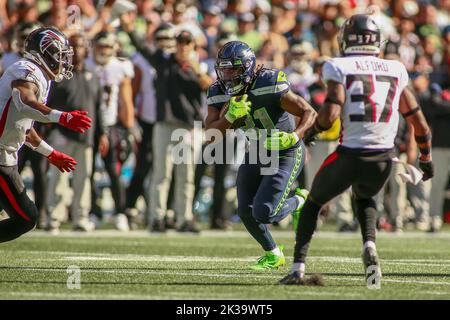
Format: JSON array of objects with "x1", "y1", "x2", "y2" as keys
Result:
[
  {"x1": 237, "y1": 207, "x2": 252, "y2": 220},
  {"x1": 252, "y1": 204, "x2": 272, "y2": 224}
]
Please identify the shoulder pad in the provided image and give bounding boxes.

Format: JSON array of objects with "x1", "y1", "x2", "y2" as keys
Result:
[
  {"x1": 207, "y1": 81, "x2": 230, "y2": 107},
  {"x1": 249, "y1": 68, "x2": 290, "y2": 96}
]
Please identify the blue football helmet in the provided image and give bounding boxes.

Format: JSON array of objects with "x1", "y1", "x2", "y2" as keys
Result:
[{"x1": 215, "y1": 41, "x2": 256, "y2": 96}]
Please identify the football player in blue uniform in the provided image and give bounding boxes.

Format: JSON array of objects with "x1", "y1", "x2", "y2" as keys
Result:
[{"x1": 205, "y1": 41, "x2": 317, "y2": 270}]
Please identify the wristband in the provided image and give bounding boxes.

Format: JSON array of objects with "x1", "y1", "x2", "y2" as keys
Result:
[
  {"x1": 324, "y1": 97, "x2": 343, "y2": 107},
  {"x1": 419, "y1": 147, "x2": 431, "y2": 155},
  {"x1": 48, "y1": 110, "x2": 63, "y2": 123},
  {"x1": 415, "y1": 133, "x2": 432, "y2": 144},
  {"x1": 402, "y1": 106, "x2": 421, "y2": 118},
  {"x1": 35, "y1": 140, "x2": 54, "y2": 157}
]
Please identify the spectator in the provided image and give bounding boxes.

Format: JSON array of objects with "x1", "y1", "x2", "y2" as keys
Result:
[
  {"x1": 285, "y1": 41, "x2": 316, "y2": 101},
  {"x1": 125, "y1": 24, "x2": 171, "y2": 221},
  {"x1": 121, "y1": 13, "x2": 212, "y2": 233},
  {"x1": 236, "y1": 13, "x2": 263, "y2": 52},
  {"x1": 45, "y1": 33, "x2": 106, "y2": 233},
  {"x1": 201, "y1": 6, "x2": 223, "y2": 56},
  {"x1": 86, "y1": 31, "x2": 135, "y2": 231},
  {"x1": 428, "y1": 68, "x2": 450, "y2": 232}
]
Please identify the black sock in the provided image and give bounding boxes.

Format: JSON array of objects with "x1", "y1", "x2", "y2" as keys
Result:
[
  {"x1": 355, "y1": 198, "x2": 377, "y2": 244},
  {"x1": 293, "y1": 199, "x2": 322, "y2": 263}
]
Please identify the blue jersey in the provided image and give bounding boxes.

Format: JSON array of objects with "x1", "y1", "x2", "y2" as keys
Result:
[{"x1": 207, "y1": 68, "x2": 296, "y2": 134}]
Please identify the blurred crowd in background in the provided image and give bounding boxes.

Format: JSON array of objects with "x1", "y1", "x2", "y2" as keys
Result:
[{"x1": 0, "y1": 0, "x2": 449, "y2": 234}]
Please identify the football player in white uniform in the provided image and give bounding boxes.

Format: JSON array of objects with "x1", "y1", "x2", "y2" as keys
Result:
[
  {"x1": 0, "y1": 27, "x2": 92, "y2": 242},
  {"x1": 86, "y1": 31, "x2": 134, "y2": 231},
  {"x1": 280, "y1": 15, "x2": 434, "y2": 285}
]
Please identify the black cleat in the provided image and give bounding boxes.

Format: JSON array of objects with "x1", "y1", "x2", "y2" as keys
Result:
[
  {"x1": 362, "y1": 247, "x2": 382, "y2": 286},
  {"x1": 279, "y1": 272, "x2": 325, "y2": 286},
  {"x1": 150, "y1": 219, "x2": 166, "y2": 233},
  {"x1": 279, "y1": 271, "x2": 304, "y2": 285},
  {"x1": 177, "y1": 221, "x2": 200, "y2": 233}
]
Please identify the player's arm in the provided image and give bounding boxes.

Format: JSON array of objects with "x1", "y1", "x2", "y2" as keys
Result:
[
  {"x1": 280, "y1": 90, "x2": 317, "y2": 138},
  {"x1": 11, "y1": 80, "x2": 92, "y2": 133},
  {"x1": 118, "y1": 76, "x2": 135, "y2": 129},
  {"x1": 204, "y1": 105, "x2": 233, "y2": 141},
  {"x1": 205, "y1": 94, "x2": 251, "y2": 141},
  {"x1": 399, "y1": 86, "x2": 433, "y2": 180},
  {"x1": 25, "y1": 128, "x2": 77, "y2": 173},
  {"x1": 303, "y1": 80, "x2": 344, "y2": 145},
  {"x1": 120, "y1": 12, "x2": 161, "y2": 68}
]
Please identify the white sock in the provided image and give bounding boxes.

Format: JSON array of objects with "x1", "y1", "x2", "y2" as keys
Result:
[
  {"x1": 363, "y1": 241, "x2": 377, "y2": 251},
  {"x1": 270, "y1": 247, "x2": 282, "y2": 256},
  {"x1": 291, "y1": 262, "x2": 305, "y2": 277},
  {"x1": 295, "y1": 195, "x2": 306, "y2": 210}
]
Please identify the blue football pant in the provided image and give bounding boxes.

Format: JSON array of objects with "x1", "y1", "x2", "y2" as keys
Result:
[{"x1": 237, "y1": 142, "x2": 305, "y2": 251}]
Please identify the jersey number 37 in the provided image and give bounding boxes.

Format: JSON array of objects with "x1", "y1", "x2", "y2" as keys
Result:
[{"x1": 346, "y1": 74, "x2": 398, "y2": 123}]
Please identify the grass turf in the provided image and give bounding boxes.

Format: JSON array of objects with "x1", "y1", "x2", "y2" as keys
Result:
[{"x1": 1, "y1": 229, "x2": 450, "y2": 300}]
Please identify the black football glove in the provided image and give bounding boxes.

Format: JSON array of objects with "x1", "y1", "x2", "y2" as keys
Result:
[{"x1": 419, "y1": 160, "x2": 434, "y2": 181}]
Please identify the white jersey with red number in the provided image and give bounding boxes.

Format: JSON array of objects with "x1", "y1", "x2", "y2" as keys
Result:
[
  {"x1": 322, "y1": 55, "x2": 409, "y2": 149},
  {"x1": 0, "y1": 59, "x2": 51, "y2": 166},
  {"x1": 86, "y1": 57, "x2": 134, "y2": 127}
]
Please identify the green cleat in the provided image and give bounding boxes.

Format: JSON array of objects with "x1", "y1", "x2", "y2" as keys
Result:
[
  {"x1": 250, "y1": 245, "x2": 285, "y2": 270},
  {"x1": 292, "y1": 188, "x2": 309, "y2": 233}
]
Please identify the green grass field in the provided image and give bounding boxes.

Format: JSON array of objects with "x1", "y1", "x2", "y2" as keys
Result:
[{"x1": 1, "y1": 229, "x2": 450, "y2": 300}]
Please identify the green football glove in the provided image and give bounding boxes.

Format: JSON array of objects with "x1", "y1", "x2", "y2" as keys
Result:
[
  {"x1": 264, "y1": 131, "x2": 299, "y2": 151},
  {"x1": 225, "y1": 94, "x2": 252, "y2": 123}
]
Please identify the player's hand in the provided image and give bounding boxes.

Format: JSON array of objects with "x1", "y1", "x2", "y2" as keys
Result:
[
  {"x1": 303, "y1": 127, "x2": 317, "y2": 147},
  {"x1": 59, "y1": 110, "x2": 92, "y2": 133},
  {"x1": 47, "y1": 150, "x2": 77, "y2": 173},
  {"x1": 419, "y1": 160, "x2": 434, "y2": 181},
  {"x1": 224, "y1": 94, "x2": 251, "y2": 123},
  {"x1": 264, "y1": 131, "x2": 299, "y2": 151}
]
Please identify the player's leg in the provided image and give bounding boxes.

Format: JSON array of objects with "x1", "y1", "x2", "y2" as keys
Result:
[
  {"x1": 236, "y1": 162, "x2": 272, "y2": 248},
  {"x1": 0, "y1": 166, "x2": 38, "y2": 243},
  {"x1": 71, "y1": 144, "x2": 94, "y2": 231},
  {"x1": 125, "y1": 120, "x2": 153, "y2": 210},
  {"x1": 149, "y1": 122, "x2": 174, "y2": 231},
  {"x1": 281, "y1": 151, "x2": 355, "y2": 283},
  {"x1": 353, "y1": 159, "x2": 392, "y2": 283},
  {"x1": 252, "y1": 144, "x2": 305, "y2": 225},
  {"x1": 429, "y1": 148, "x2": 450, "y2": 232},
  {"x1": 102, "y1": 127, "x2": 126, "y2": 217}
]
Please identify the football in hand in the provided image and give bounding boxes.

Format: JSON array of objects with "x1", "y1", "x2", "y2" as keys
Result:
[{"x1": 220, "y1": 102, "x2": 247, "y2": 129}]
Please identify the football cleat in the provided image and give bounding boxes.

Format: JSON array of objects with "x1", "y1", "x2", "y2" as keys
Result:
[
  {"x1": 279, "y1": 271, "x2": 303, "y2": 285},
  {"x1": 292, "y1": 188, "x2": 309, "y2": 233},
  {"x1": 250, "y1": 245, "x2": 285, "y2": 270},
  {"x1": 362, "y1": 246, "x2": 382, "y2": 285}
]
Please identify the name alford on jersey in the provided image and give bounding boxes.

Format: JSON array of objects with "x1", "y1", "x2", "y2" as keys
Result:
[{"x1": 323, "y1": 55, "x2": 409, "y2": 150}]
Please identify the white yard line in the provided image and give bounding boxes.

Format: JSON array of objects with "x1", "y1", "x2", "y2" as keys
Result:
[
  {"x1": 2, "y1": 266, "x2": 450, "y2": 287},
  {"x1": 24, "y1": 230, "x2": 450, "y2": 239},
  {"x1": 2, "y1": 250, "x2": 450, "y2": 266}
]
